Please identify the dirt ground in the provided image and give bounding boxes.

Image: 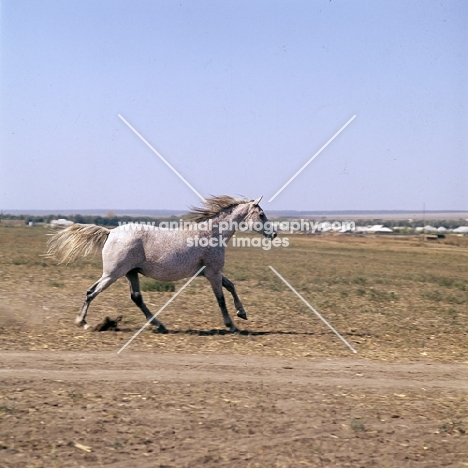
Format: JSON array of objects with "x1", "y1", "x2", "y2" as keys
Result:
[
  {"x1": 1, "y1": 227, "x2": 468, "y2": 466},
  {"x1": 1, "y1": 351, "x2": 467, "y2": 468}
]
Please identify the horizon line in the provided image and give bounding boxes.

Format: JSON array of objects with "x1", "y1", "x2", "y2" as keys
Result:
[{"x1": 3, "y1": 208, "x2": 468, "y2": 215}]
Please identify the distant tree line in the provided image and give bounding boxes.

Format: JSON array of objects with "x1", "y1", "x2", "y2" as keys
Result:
[
  {"x1": 380, "y1": 219, "x2": 467, "y2": 229},
  {"x1": 1, "y1": 213, "x2": 466, "y2": 229},
  {"x1": 341, "y1": 218, "x2": 467, "y2": 229},
  {"x1": 0, "y1": 213, "x2": 186, "y2": 227}
]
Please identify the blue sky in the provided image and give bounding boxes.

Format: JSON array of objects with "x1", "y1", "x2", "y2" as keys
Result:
[{"x1": 1, "y1": 0, "x2": 467, "y2": 211}]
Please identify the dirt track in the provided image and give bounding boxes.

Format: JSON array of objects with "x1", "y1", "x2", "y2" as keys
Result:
[
  {"x1": 1, "y1": 351, "x2": 467, "y2": 467},
  {"x1": 1, "y1": 351, "x2": 468, "y2": 389}
]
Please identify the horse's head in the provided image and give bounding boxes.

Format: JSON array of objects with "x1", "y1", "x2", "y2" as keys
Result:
[{"x1": 244, "y1": 196, "x2": 277, "y2": 239}]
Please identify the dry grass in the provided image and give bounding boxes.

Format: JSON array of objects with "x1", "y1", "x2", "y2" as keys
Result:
[{"x1": 0, "y1": 226, "x2": 467, "y2": 362}]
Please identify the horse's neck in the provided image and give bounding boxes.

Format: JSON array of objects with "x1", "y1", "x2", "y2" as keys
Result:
[{"x1": 213, "y1": 208, "x2": 247, "y2": 241}]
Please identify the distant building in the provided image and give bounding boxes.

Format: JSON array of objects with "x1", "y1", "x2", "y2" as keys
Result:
[
  {"x1": 367, "y1": 225, "x2": 393, "y2": 234},
  {"x1": 356, "y1": 225, "x2": 393, "y2": 234},
  {"x1": 453, "y1": 226, "x2": 468, "y2": 234},
  {"x1": 50, "y1": 219, "x2": 73, "y2": 228},
  {"x1": 416, "y1": 226, "x2": 440, "y2": 232}
]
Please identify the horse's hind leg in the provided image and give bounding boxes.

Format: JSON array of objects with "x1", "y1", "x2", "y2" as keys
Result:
[
  {"x1": 125, "y1": 269, "x2": 167, "y2": 333},
  {"x1": 205, "y1": 270, "x2": 238, "y2": 332},
  {"x1": 222, "y1": 275, "x2": 247, "y2": 320},
  {"x1": 76, "y1": 274, "x2": 118, "y2": 329}
]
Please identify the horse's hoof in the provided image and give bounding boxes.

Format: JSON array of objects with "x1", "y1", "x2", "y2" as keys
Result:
[
  {"x1": 237, "y1": 310, "x2": 248, "y2": 320},
  {"x1": 75, "y1": 318, "x2": 88, "y2": 329},
  {"x1": 154, "y1": 324, "x2": 168, "y2": 334}
]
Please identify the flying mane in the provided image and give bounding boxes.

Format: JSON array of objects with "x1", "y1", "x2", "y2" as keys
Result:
[{"x1": 189, "y1": 195, "x2": 251, "y2": 222}]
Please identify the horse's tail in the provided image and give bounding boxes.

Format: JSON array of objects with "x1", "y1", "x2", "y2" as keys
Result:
[{"x1": 46, "y1": 224, "x2": 111, "y2": 264}]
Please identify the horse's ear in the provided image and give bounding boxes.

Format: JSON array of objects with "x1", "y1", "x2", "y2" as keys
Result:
[{"x1": 253, "y1": 196, "x2": 263, "y2": 206}]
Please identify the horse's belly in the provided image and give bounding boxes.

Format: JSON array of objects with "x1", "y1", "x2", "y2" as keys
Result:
[{"x1": 139, "y1": 258, "x2": 200, "y2": 282}]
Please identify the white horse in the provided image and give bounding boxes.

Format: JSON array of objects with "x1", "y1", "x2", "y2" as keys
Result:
[{"x1": 47, "y1": 195, "x2": 276, "y2": 332}]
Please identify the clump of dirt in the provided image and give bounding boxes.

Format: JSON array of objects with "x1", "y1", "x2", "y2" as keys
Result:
[{"x1": 92, "y1": 315, "x2": 122, "y2": 332}]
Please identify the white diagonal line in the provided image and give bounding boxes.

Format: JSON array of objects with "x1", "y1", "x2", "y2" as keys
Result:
[
  {"x1": 117, "y1": 266, "x2": 206, "y2": 354},
  {"x1": 268, "y1": 115, "x2": 356, "y2": 202},
  {"x1": 268, "y1": 266, "x2": 357, "y2": 353},
  {"x1": 118, "y1": 114, "x2": 206, "y2": 203}
]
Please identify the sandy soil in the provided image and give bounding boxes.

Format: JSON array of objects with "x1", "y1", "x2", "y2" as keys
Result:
[
  {"x1": 1, "y1": 228, "x2": 468, "y2": 466},
  {"x1": 0, "y1": 351, "x2": 467, "y2": 467}
]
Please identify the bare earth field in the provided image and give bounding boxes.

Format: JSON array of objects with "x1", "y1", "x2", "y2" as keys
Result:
[{"x1": 1, "y1": 226, "x2": 468, "y2": 467}]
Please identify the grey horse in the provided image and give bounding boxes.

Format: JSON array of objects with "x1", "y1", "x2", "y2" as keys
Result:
[{"x1": 47, "y1": 195, "x2": 276, "y2": 332}]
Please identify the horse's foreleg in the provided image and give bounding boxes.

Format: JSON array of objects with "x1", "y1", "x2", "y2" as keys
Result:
[
  {"x1": 222, "y1": 275, "x2": 247, "y2": 320},
  {"x1": 206, "y1": 272, "x2": 238, "y2": 332},
  {"x1": 126, "y1": 270, "x2": 167, "y2": 333},
  {"x1": 76, "y1": 275, "x2": 117, "y2": 329}
]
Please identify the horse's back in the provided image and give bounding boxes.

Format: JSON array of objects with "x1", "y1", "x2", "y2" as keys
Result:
[{"x1": 102, "y1": 227, "x2": 208, "y2": 281}]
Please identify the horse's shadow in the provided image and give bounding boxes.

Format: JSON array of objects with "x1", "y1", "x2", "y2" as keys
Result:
[
  {"x1": 165, "y1": 328, "x2": 316, "y2": 336},
  {"x1": 109, "y1": 327, "x2": 316, "y2": 336},
  {"x1": 92, "y1": 316, "x2": 317, "y2": 335}
]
